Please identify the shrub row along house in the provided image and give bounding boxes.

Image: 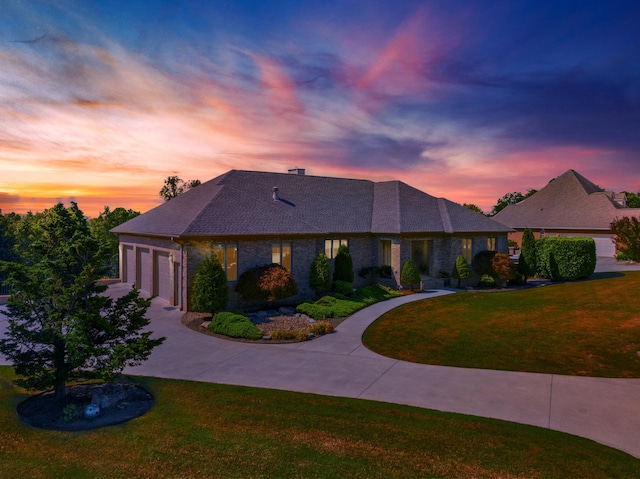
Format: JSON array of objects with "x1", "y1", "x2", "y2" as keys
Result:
[
  {"x1": 112, "y1": 169, "x2": 512, "y2": 310},
  {"x1": 493, "y1": 169, "x2": 640, "y2": 257}
]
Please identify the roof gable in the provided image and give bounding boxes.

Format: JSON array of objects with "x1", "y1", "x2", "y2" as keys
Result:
[{"x1": 493, "y1": 169, "x2": 640, "y2": 230}]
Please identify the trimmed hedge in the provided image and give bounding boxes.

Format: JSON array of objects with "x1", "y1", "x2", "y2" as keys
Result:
[
  {"x1": 538, "y1": 237, "x2": 596, "y2": 281},
  {"x1": 208, "y1": 312, "x2": 263, "y2": 340},
  {"x1": 332, "y1": 280, "x2": 353, "y2": 296}
]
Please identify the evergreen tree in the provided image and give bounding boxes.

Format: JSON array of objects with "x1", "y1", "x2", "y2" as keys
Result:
[
  {"x1": 309, "y1": 252, "x2": 331, "y2": 294},
  {"x1": 451, "y1": 255, "x2": 472, "y2": 288},
  {"x1": 89, "y1": 206, "x2": 140, "y2": 278},
  {"x1": 400, "y1": 260, "x2": 421, "y2": 290},
  {"x1": 191, "y1": 254, "x2": 230, "y2": 314},
  {"x1": 332, "y1": 245, "x2": 354, "y2": 283},
  {"x1": 518, "y1": 227, "x2": 538, "y2": 282},
  {"x1": 0, "y1": 203, "x2": 164, "y2": 402}
]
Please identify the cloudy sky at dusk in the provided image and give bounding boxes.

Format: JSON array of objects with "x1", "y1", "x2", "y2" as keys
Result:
[{"x1": 1, "y1": 0, "x2": 639, "y2": 217}]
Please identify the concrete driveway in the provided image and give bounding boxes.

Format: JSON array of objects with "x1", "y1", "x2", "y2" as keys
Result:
[{"x1": 2, "y1": 260, "x2": 640, "y2": 459}]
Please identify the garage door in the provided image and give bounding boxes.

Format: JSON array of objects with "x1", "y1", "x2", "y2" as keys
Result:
[
  {"x1": 155, "y1": 251, "x2": 171, "y2": 301},
  {"x1": 124, "y1": 245, "x2": 135, "y2": 285},
  {"x1": 593, "y1": 236, "x2": 616, "y2": 257},
  {"x1": 138, "y1": 248, "x2": 152, "y2": 294}
]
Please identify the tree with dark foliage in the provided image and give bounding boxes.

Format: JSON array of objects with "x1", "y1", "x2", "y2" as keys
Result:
[{"x1": 0, "y1": 203, "x2": 164, "y2": 402}]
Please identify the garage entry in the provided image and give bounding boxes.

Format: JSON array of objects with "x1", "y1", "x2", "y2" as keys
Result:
[
  {"x1": 154, "y1": 251, "x2": 172, "y2": 301},
  {"x1": 124, "y1": 245, "x2": 135, "y2": 284},
  {"x1": 138, "y1": 248, "x2": 153, "y2": 295},
  {"x1": 593, "y1": 236, "x2": 616, "y2": 258}
]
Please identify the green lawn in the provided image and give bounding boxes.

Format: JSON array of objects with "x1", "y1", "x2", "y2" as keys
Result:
[
  {"x1": 1, "y1": 367, "x2": 638, "y2": 478},
  {"x1": 363, "y1": 271, "x2": 640, "y2": 377}
]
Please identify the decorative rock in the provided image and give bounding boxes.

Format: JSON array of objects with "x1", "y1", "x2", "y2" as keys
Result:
[
  {"x1": 84, "y1": 403, "x2": 100, "y2": 420},
  {"x1": 201, "y1": 321, "x2": 211, "y2": 329},
  {"x1": 279, "y1": 307, "x2": 296, "y2": 315},
  {"x1": 91, "y1": 384, "x2": 129, "y2": 410}
]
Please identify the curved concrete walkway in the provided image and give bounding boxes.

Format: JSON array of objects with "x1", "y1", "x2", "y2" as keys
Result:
[{"x1": 2, "y1": 271, "x2": 640, "y2": 459}]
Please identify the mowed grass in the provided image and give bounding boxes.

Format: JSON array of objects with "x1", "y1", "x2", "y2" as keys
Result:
[
  {"x1": 1, "y1": 367, "x2": 639, "y2": 478},
  {"x1": 363, "y1": 271, "x2": 640, "y2": 377}
]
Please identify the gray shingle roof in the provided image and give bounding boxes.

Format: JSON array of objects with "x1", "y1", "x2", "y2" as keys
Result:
[
  {"x1": 113, "y1": 170, "x2": 512, "y2": 237},
  {"x1": 493, "y1": 169, "x2": 640, "y2": 230}
]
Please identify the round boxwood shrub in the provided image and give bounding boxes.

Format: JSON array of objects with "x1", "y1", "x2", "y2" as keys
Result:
[
  {"x1": 191, "y1": 254, "x2": 229, "y2": 314},
  {"x1": 236, "y1": 264, "x2": 297, "y2": 302},
  {"x1": 401, "y1": 260, "x2": 421, "y2": 290}
]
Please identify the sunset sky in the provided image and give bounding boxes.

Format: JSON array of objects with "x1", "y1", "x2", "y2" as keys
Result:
[{"x1": 1, "y1": 0, "x2": 639, "y2": 217}]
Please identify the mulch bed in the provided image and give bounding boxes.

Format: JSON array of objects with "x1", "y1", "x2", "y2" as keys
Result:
[
  {"x1": 17, "y1": 382, "x2": 154, "y2": 431},
  {"x1": 181, "y1": 312, "x2": 346, "y2": 343}
]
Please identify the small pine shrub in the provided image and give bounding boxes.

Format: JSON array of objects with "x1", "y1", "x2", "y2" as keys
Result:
[
  {"x1": 332, "y1": 280, "x2": 353, "y2": 296},
  {"x1": 451, "y1": 255, "x2": 472, "y2": 288},
  {"x1": 309, "y1": 252, "x2": 331, "y2": 294},
  {"x1": 333, "y1": 245, "x2": 354, "y2": 283},
  {"x1": 191, "y1": 254, "x2": 229, "y2": 314}
]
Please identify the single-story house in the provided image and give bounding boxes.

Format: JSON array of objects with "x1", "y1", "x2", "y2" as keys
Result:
[
  {"x1": 493, "y1": 169, "x2": 640, "y2": 257},
  {"x1": 112, "y1": 169, "x2": 513, "y2": 310}
]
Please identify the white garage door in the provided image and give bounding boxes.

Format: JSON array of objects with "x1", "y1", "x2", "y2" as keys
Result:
[
  {"x1": 593, "y1": 236, "x2": 616, "y2": 257},
  {"x1": 138, "y1": 248, "x2": 152, "y2": 294},
  {"x1": 124, "y1": 245, "x2": 135, "y2": 285},
  {"x1": 155, "y1": 251, "x2": 171, "y2": 301}
]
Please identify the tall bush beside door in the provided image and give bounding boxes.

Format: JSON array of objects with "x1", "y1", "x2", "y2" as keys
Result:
[{"x1": 191, "y1": 254, "x2": 230, "y2": 314}]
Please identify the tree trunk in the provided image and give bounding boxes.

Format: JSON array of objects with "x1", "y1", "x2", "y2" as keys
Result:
[{"x1": 53, "y1": 339, "x2": 67, "y2": 402}]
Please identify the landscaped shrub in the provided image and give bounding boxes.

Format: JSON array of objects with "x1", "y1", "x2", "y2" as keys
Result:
[
  {"x1": 538, "y1": 237, "x2": 596, "y2": 281},
  {"x1": 478, "y1": 274, "x2": 496, "y2": 287},
  {"x1": 333, "y1": 245, "x2": 354, "y2": 283},
  {"x1": 191, "y1": 254, "x2": 229, "y2": 314},
  {"x1": 309, "y1": 252, "x2": 331, "y2": 294},
  {"x1": 518, "y1": 227, "x2": 538, "y2": 282},
  {"x1": 332, "y1": 280, "x2": 353, "y2": 296},
  {"x1": 451, "y1": 255, "x2": 472, "y2": 288},
  {"x1": 208, "y1": 312, "x2": 263, "y2": 340},
  {"x1": 491, "y1": 252, "x2": 517, "y2": 281},
  {"x1": 269, "y1": 330, "x2": 306, "y2": 341},
  {"x1": 611, "y1": 216, "x2": 640, "y2": 262},
  {"x1": 296, "y1": 284, "x2": 402, "y2": 320},
  {"x1": 358, "y1": 266, "x2": 381, "y2": 284},
  {"x1": 472, "y1": 250, "x2": 495, "y2": 277},
  {"x1": 400, "y1": 260, "x2": 421, "y2": 290},
  {"x1": 235, "y1": 264, "x2": 297, "y2": 302},
  {"x1": 308, "y1": 320, "x2": 334, "y2": 336}
]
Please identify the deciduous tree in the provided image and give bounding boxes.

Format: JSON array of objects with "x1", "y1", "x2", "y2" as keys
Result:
[{"x1": 611, "y1": 216, "x2": 640, "y2": 261}]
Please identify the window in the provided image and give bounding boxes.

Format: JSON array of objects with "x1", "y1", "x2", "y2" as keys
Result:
[
  {"x1": 462, "y1": 238, "x2": 473, "y2": 263},
  {"x1": 272, "y1": 241, "x2": 292, "y2": 271},
  {"x1": 487, "y1": 237, "x2": 496, "y2": 251},
  {"x1": 411, "y1": 240, "x2": 430, "y2": 274},
  {"x1": 325, "y1": 239, "x2": 348, "y2": 259},
  {"x1": 213, "y1": 244, "x2": 238, "y2": 281},
  {"x1": 380, "y1": 240, "x2": 391, "y2": 266}
]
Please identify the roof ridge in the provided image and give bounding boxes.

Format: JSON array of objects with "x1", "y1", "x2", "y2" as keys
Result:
[{"x1": 437, "y1": 198, "x2": 454, "y2": 233}]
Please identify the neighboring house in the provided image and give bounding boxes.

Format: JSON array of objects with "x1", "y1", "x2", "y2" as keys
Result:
[
  {"x1": 112, "y1": 169, "x2": 512, "y2": 310},
  {"x1": 493, "y1": 169, "x2": 640, "y2": 257}
]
